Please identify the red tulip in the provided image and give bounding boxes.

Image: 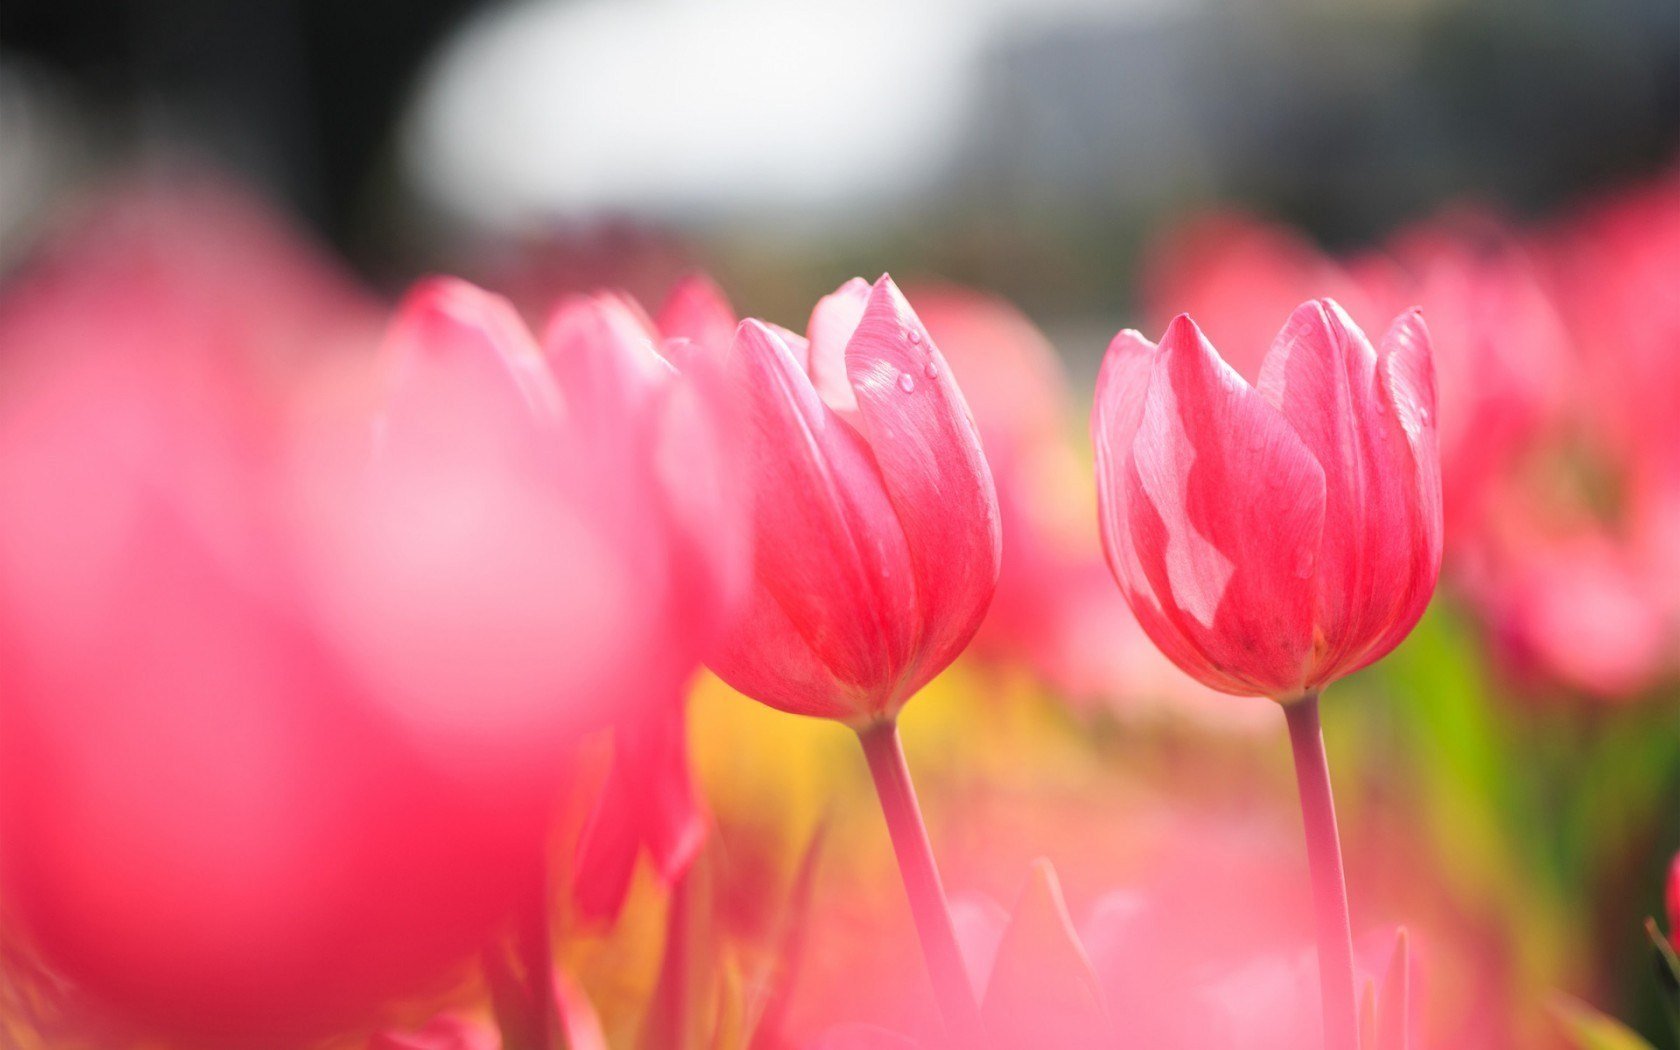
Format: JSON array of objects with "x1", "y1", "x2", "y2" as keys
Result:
[
  {"x1": 1092, "y1": 300, "x2": 1441, "y2": 700},
  {"x1": 705, "y1": 274, "x2": 1001, "y2": 724}
]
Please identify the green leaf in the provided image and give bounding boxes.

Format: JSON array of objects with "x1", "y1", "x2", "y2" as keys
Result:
[
  {"x1": 1550, "y1": 994, "x2": 1656, "y2": 1050},
  {"x1": 1647, "y1": 918, "x2": 1680, "y2": 1039}
]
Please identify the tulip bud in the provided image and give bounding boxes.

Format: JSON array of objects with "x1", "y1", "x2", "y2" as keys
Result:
[
  {"x1": 1092, "y1": 300, "x2": 1441, "y2": 700},
  {"x1": 704, "y1": 275, "x2": 1001, "y2": 723}
]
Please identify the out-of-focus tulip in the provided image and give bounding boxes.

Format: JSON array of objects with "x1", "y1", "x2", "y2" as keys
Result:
[
  {"x1": 1092, "y1": 301, "x2": 1441, "y2": 700},
  {"x1": 705, "y1": 274, "x2": 1001, "y2": 724},
  {"x1": 308, "y1": 277, "x2": 745, "y2": 941},
  {"x1": 570, "y1": 704, "x2": 707, "y2": 923},
  {"x1": 1355, "y1": 219, "x2": 1572, "y2": 550},
  {"x1": 819, "y1": 843, "x2": 1427, "y2": 1050},
  {"x1": 1145, "y1": 212, "x2": 1377, "y2": 382},
  {"x1": 0, "y1": 308, "x2": 532, "y2": 1042},
  {"x1": 300, "y1": 277, "x2": 742, "y2": 795}
]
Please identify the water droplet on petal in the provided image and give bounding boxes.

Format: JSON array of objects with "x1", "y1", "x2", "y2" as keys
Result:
[
  {"x1": 923, "y1": 362, "x2": 938, "y2": 380},
  {"x1": 907, "y1": 330, "x2": 922, "y2": 345},
  {"x1": 897, "y1": 372, "x2": 916, "y2": 394}
]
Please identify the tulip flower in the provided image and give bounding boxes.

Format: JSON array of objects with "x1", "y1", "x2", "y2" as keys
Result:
[
  {"x1": 0, "y1": 283, "x2": 534, "y2": 1041},
  {"x1": 703, "y1": 274, "x2": 1000, "y2": 1040},
  {"x1": 1092, "y1": 300, "x2": 1441, "y2": 1050},
  {"x1": 326, "y1": 277, "x2": 745, "y2": 1048}
]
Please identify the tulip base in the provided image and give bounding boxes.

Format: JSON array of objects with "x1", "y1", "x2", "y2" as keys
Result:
[
  {"x1": 1285, "y1": 692, "x2": 1359, "y2": 1050},
  {"x1": 857, "y1": 719, "x2": 986, "y2": 1045}
]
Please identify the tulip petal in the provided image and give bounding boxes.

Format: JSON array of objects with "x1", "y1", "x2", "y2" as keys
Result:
[
  {"x1": 542, "y1": 293, "x2": 671, "y2": 425},
  {"x1": 1257, "y1": 301, "x2": 1441, "y2": 683},
  {"x1": 1361, "y1": 308, "x2": 1443, "y2": 670},
  {"x1": 981, "y1": 860, "x2": 1109, "y2": 1049},
  {"x1": 1126, "y1": 316, "x2": 1325, "y2": 697},
  {"x1": 1093, "y1": 329, "x2": 1246, "y2": 692},
  {"x1": 808, "y1": 277, "x2": 871, "y2": 413},
  {"x1": 1255, "y1": 300, "x2": 1399, "y2": 680},
  {"x1": 384, "y1": 277, "x2": 562, "y2": 439},
  {"x1": 654, "y1": 273, "x2": 736, "y2": 353},
  {"x1": 844, "y1": 276, "x2": 1001, "y2": 706},
  {"x1": 706, "y1": 320, "x2": 918, "y2": 718}
]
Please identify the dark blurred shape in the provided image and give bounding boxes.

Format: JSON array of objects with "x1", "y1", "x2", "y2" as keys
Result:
[
  {"x1": 3, "y1": 0, "x2": 1674, "y2": 300},
  {"x1": 1, "y1": 0, "x2": 476, "y2": 249}
]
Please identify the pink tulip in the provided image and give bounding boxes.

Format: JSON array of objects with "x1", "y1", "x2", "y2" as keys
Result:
[
  {"x1": 1092, "y1": 301, "x2": 1441, "y2": 700},
  {"x1": 700, "y1": 274, "x2": 999, "y2": 1040},
  {"x1": 706, "y1": 274, "x2": 1001, "y2": 723},
  {"x1": 1093, "y1": 300, "x2": 1440, "y2": 1050},
  {"x1": 303, "y1": 277, "x2": 741, "y2": 791},
  {"x1": 0, "y1": 269, "x2": 534, "y2": 1039}
]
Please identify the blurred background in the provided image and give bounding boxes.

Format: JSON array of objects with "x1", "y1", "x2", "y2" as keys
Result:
[
  {"x1": 2, "y1": 1, "x2": 1678, "y2": 1048},
  {"x1": 4, "y1": 0, "x2": 1676, "y2": 371}
]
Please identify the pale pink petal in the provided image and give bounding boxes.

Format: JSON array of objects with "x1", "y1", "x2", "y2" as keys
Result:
[
  {"x1": 541, "y1": 293, "x2": 671, "y2": 423},
  {"x1": 843, "y1": 275, "x2": 1002, "y2": 708},
  {"x1": 1359, "y1": 308, "x2": 1443, "y2": 672},
  {"x1": 384, "y1": 277, "x2": 561, "y2": 441},
  {"x1": 1126, "y1": 316, "x2": 1325, "y2": 698},
  {"x1": 1093, "y1": 329, "x2": 1247, "y2": 693},
  {"x1": 807, "y1": 277, "x2": 872, "y2": 412},
  {"x1": 981, "y1": 860, "x2": 1109, "y2": 1049}
]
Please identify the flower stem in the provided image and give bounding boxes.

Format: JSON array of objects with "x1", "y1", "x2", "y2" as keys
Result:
[
  {"x1": 517, "y1": 861, "x2": 563, "y2": 1050},
  {"x1": 857, "y1": 719, "x2": 986, "y2": 1044},
  {"x1": 1285, "y1": 692, "x2": 1359, "y2": 1050}
]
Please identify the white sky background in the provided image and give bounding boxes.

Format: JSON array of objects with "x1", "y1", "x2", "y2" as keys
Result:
[{"x1": 401, "y1": 0, "x2": 1173, "y2": 231}]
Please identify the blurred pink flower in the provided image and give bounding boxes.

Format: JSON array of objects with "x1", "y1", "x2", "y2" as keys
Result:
[
  {"x1": 1092, "y1": 302, "x2": 1441, "y2": 700},
  {"x1": 1354, "y1": 218, "x2": 1572, "y2": 550},
  {"x1": 1145, "y1": 212, "x2": 1377, "y2": 382},
  {"x1": 811, "y1": 835, "x2": 1427, "y2": 1049},
  {"x1": 0, "y1": 227, "x2": 538, "y2": 1038},
  {"x1": 704, "y1": 275, "x2": 1001, "y2": 724},
  {"x1": 300, "y1": 276, "x2": 743, "y2": 795}
]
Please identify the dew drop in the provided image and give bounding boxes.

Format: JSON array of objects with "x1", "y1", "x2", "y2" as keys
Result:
[
  {"x1": 897, "y1": 372, "x2": 916, "y2": 394},
  {"x1": 907, "y1": 329, "x2": 922, "y2": 345},
  {"x1": 923, "y1": 362, "x2": 939, "y2": 380}
]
